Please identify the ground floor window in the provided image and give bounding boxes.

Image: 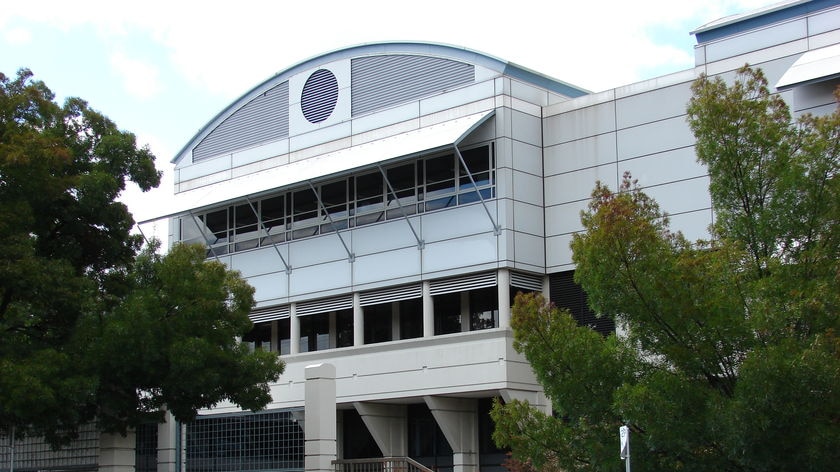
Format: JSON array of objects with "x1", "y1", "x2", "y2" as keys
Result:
[{"x1": 186, "y1": 410, "x2": 303, "y2": 472}]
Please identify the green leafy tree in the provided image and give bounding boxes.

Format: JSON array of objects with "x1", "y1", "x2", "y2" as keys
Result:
[
  {"x1": 0, "y1": 69, "x2": 284, "y2": 444},
  {"x1": 491, "y1": 66, "x2": 839, "y2": 471}
]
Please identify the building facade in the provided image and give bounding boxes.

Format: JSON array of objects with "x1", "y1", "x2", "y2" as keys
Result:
[{"x1": 2, "y1": 1, "x2": 837, "y2": 472}]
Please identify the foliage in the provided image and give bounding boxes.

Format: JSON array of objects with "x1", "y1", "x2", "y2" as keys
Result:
[
  {"x1": 0, "y1": 69, "x2": 283, "y2": 444},
  {"x1": 492, "y1": 66, "x2": 840, "y2": 471}
]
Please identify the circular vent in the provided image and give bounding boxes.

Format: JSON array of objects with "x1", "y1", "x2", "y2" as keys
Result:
[{"x1": 301, "y1": 69, "x2": 338, "y2": 124}]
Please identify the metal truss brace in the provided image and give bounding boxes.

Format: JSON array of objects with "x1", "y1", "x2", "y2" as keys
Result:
[
  {"x1": 245, "y1": 196, "x2": 292, "y2": 274},
  {"x1": 187, "y1": 210, "x2": 223, "y2": 263},
  {"x1": 454, "y1": 144, "x2": 501, "y2": 235},
  {"x1": 307, "y1": 181, "x2": 355, "y2": 263},
  {"x1": 378, "y1": 165, "x2": 424, "y2": 249}
]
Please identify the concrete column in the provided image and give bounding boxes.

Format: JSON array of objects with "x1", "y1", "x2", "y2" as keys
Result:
[
  {"x1": 99, "y1": 430, "x2": 136, "y2": 472},
  {"x1": 353, "y1": 402, "x2": 408, "y2": 457},
  {"x1": 290, "y1": 302, "x2": 300, "y2": 354},
  {"x1": 424, "y1": 396, "x2": 478, "y2": 472},
  {"x1": 157, "y1": 412, "x2": 182, "y2": 472},
  {"x1": 497, "y1": 268, "x2": 511, "y2": 329},
  {"x1": 305, "y1": 363, "x2": 337, "y2": 472},
  {"x1": 353, "y1": 292, "x2": 364, "y2": 346},
  {"x1": 423, "y1": 281, "x2": 433, "y2": 337}
]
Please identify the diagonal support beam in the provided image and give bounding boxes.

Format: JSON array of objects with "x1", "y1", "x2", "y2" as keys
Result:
[
  {"x1": 307, "y1": 181, "x2": 354, "y2": 263},
  {"x1": 378, "y1": 165, "x2": 424, "y2": 249},
  {"x1": 187, "y1": 210, "x2": 222, "y2": 263},
  {"x1": 454, "y1": 144, "x2": 500, "y2": 235},
  {"x1": 245, "y1": 196, "x2": 292, "y2": 274}
]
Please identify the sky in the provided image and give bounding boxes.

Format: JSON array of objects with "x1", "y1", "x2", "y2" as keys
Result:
[{"x1": 0, "y1": 0, "x2": 773, "y2": 236}]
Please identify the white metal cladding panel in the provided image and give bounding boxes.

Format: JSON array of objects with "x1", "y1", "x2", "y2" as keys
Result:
[
  {"x1": 512, "y1": 170, "x2": 543, "y2": 207},
  {"x1": 422, "y1": 232, "x2": 497, "y2": 274},
  {"x1": 620, "y1": 147, "x2": 707, "y2": 189},
  {"x1": 810, "y1": 7, "x2": 840, "y2": 35},
  {"x1": 544, "y1": 133, "x2": 617, "y2": 176},
  {"x1": 422, "y1": 203, "x2": 498, "y2": 243},
  {"x1": 667, "y1": 208, "x2": 714, "y2": 243},
  {"x1": 512, "y1": 200, "x2": 544, "y2": 236},
  {"x1": 230, "y1": 246, "x2": 289, "y2": 278},
  {"x1": 545, "y1": 199, "x2": 587, "y2": 237},
  {"x1": 544, "y1": 163, "x2": 618, "y2": 206},
  {"x1": 705, "y1": 19, "x2": 806, "y2": 63},
  {"x1": 615, "y1": 83, "x2": 692, "y2": 130},
  {"x1": 351, "y1": 55, "x2": 475, "y2": 116},
  {"x1": 250, "y1": 305, "x2": 290, "y2": 323},
  {"x1": 616, "y1": 116, "x2": 695, "y2": 161},
  {"x1": 359, "y1": 284, "x2": 422, "y2": 306},
  {"x1": 353, "y1": 248, "x2": 422, "y2": 286},
  {"x1": 513, "y1": 232, "x2": 545, "y2": 269},
  {"x1": 510, "y1": 271, "x2": 544, "y2": 291},
  {"x1": 429, "y1": 271, "x2": 497, "y2": 295},
  {"x1": 289, "y1": 261, "x2": 352, "y2": 298},
  {"x1": 296, "y1": 295, "x2": 353, "y2": 316},
  {"x1": 193, "y1": 81, "x2": 290, "y2": 162},
  {"x1": 543, "y1": 101, "x2": 617, "y2": 145},
  {"x1": 249, "y1": 271, "x2": 289, "y2": 304},
  {"x1": 643, "y1": 176, "x2": 712, "y2": 217}
]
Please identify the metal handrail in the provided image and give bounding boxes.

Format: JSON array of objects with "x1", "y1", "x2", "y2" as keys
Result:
[{"x1": 332, "y1": 456, "x2": 434, "y2": 472}]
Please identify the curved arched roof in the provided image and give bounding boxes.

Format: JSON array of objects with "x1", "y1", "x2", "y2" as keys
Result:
[{"x1": 173, "y1": 42, "x2": 589, "y2": 164}]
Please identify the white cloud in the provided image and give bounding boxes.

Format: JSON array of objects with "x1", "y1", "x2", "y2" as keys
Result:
[
  {"x1": 4, "y1": 26, "x2": 31, "y2": 45},
  {"x1": 110, "y1": 51, "x2": 163, "y2": 100}
]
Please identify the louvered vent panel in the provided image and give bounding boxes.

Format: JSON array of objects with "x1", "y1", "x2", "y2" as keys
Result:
[
  {"x1": 429, "y1": 272, "x2": 497, "y2": 296},
  {"x1": 193, "y1": 81, "x2": 290, "y2": 162},
  {"x1": 249, "y1": 305, "x2": 290, "y2": 323},
  {"x1": 359, "y1": 284, "x2": 422, "y2": 306},
  {"x1": 300, "y1": 69, "x2": 339, "y2": 124},
  {"x1": 549, "y1": 270, "x2": 615, "y2": 336},
  {"x1": 296, "y1": 295, "x2": 353, "y2": 317},
  {"x1": 351, "y1": 55, "x2": 474, "y2": 116},
  {"x1": 510, "y1": 271, "x2": 544, "y2": 291}
]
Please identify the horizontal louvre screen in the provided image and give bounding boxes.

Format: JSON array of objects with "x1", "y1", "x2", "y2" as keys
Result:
[
  {"x1": 510, "y1": 271, "x2": 544, "y2": 292},
  {"x1": 193, "y1": 81, "x2": 290, "y2": 162},
  {"x1": 351, "y1": 55, "x2": 474, "y2": 116},
  {"x1": 549, "y1": 270, "x2": 614, "y2": 336},
  {"x1": 296, "y1": 295, "x2": 353, "y2": 317},
  {"x1": 249, "y1": 305, "x2": 290, "y2": 323},
  {"x1": 429, "y1": 272, "x2": 496, "y2": 296},
  {"x1": 360, "y1": 284, "x2": 423, "y2": 306}
]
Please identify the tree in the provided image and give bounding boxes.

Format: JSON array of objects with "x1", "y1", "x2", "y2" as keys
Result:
[
  {"x1": 0, "y1": 69, "x2": 284, "y2": 444},
  {"x1": 491, "y1": 66, "x2": 840, "y2": 471}
]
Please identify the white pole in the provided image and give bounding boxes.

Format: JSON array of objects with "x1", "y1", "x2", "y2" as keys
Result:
[{"x1": 619, "y1": 425, "x2": 630, "y2": 472}]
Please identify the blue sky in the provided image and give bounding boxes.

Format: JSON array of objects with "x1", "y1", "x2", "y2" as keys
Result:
[{"x1": 0, "y1": 0, "x2": 771, "y2": 232}]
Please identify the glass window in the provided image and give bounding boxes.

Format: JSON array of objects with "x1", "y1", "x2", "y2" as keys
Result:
[
  {"x1": 469, "y1": 287, "x2": 498, "y2": 330},
  {"x1": 299, "y1": 313, "x2": 329, "y2": 352},
  {"x1": 278, "y1": 318, "x2": 290, "y2": 355},
  {"x1": 336, "y1": 309, "x2": 354, "y2": 348},
  {"x1": 291, "y1": 189, "x2": 319, "y2": 239},
  {"x1": 243, "y1": 322, "x2": 272, "y2": 352},
  {"x1": 319, "y1": 180, "x2": 349, "y2": 232},
  {"x1": 233, "y1": 203, "x2": 260, "y2": 251},
  {"x1": 385, "y1": 162, "x2": 418, "y2": 219},
  {"x1": 260, "y1": 195, "x2": 286, "y2": 245},
  {"x1": 434, "y1": 292, "x2": 461, "y2": 335},
  {"x1": 399, "y1": 298, "x2": 423, "y2": 339},
  {"x1": 355, "y1": 171, "x2": 385, "y2": 226},
  {"x1": 364, "y1": 303, "x2": 393, "y2": 344}
]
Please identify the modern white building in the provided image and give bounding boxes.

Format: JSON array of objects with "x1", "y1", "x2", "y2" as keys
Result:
[{"x1": 3, "y1": 1, "x2": 838, "y2": 472}]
